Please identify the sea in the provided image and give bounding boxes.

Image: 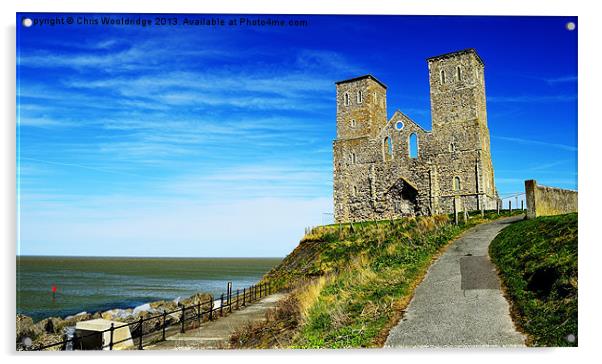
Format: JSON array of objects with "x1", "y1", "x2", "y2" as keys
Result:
[{"x1": 16, "y1": 256, "x2": 282, "y2": 321}]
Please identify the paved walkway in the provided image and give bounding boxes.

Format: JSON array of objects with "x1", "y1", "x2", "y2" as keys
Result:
[
  {"x1": 146, "y1": 293, "x2": 286, "y2": 350},
  {"x1": 385, "y1": 216, "x2": 526, "y2": 348}
]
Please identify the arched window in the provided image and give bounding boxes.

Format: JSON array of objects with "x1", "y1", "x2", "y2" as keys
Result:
[
  {"x1": 353, "y1": 186, "x2": 358, "y2": 196},
  {"x1": 453, "y1": 176, "x2": 461, "y2": 191},
  {"x1": 357, "y1": 90, "x2": 363, "y2": 104},
  {"x1": 344, "y1": 92, "x2": 350, "y2": 106},
  {"x1": 456, "y1": 66, "x2": 462, "y2": 81},
  {"x1": 409, "y1": 133, "x2": 418, "y2": 158},
  {"x1": 383, "y1": 136, "x2": 393, "y2": 161},
  {"x1": 350, "y1": 152, "x2": 356, "y2": 164},
  {"x1": 440, "y1": 69, "x2": 446, "y2": 84},
  {"x1": 350, "y1": 119, "x2": 357, "y2": 128},
  {"x1": 449, "y1": 136, "x2": 458, "y2": 153}
]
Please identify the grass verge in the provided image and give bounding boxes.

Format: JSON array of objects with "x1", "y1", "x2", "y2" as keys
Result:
[
  {"x1": 232, "y1": 210, "x2": 522, "y2": 348},
  {"x1": 489, "y1": 213, "x2": 577, "y2": 347}
]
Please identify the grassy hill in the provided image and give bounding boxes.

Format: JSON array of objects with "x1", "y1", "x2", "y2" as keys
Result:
[
  {"x1": 489, "y1": 213, "x2": 578, "y2": 347},
  {"x1": 230, "y1": 210, "x2": 521, "y2": 348}
]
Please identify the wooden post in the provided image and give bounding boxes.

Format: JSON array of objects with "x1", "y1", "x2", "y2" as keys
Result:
[
  {"x1": 162, "y1": 311, "x2": 167, "y2": 341},
  {"x1": 243, "y1": 288, "x2": 246, "y2": 306},
  {"x1": 138, "y1": 317, "x2": 144, "y2": 350},
  {"x1": 497, "y1": 200, "x2": 500, "y2": 215},
  {"x1": 227, "y1": 282, "x2": 232, "y2": 307},
  {"x1": 209, "y1": 296, "x2": 214, "y2": 320},
  {"x1": 109, "y1": 323, "x2": 114, "y2": 351},
  {"x1": 197, "y1": 302, "x2": 202, "y2": 327},
  {"x1": 521, "y1": 200, "x2": 524, "y2": 210},
  {"x1": 180, "y1": 306, "x2": 186, "y2": 333},
  {"x1": 454, "y1": 198, "x2": 458, "y2": 225},
  {"x1": 509, "y1": 200, "x2": 512, "y2": 213},
  {"x1": 236, "y1": 289, "x2": 240, "y2": 309},
  {"x1": 220, "y1": 294, "x2": 224, "y2": 316}
]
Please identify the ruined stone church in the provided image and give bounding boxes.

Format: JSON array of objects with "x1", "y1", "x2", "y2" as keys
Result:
[{"x1": 333, "y1": 49, "x2": 499, "y2": 223}]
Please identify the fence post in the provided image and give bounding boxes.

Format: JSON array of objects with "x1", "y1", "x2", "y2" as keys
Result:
[
  {"x1": 243, "y1": 288, "x2": 246, "y2": 306},
  {"x1": 197, "y1": 302, "x2": 202, "y2": 327},
  {"x1": 219, "y1": 293, "x2": 224, "y2": 316},
  {"x1": 162, "y1": 310, "x2": 167, "y2": 341},
  {"x1": 521, "y1": 200, "x2": 524, "y2": 210},
  {"x1": 236, "y1": 289, "x2": 240, "y2": 309},
  {"x1": 109, "y1": 323, "x2": 114, "y2": 351},
  {"x1": 497, "y1": 200, "x2": 500, "y2": 215},
  {"x1": 509, "y1": 200, "x2": 512, "y2": 213},
  {"x1": 454, "y1": 198, "x2": 458, "y2": 225},
  {"x1": 138, "y1": 317, "x2": 144, "y2": 350},
  {"x1": 209, "y1": 296, "x2": 214, "y2": 320},
  {"x1": 180, "y1": 306, "x2": 186, "y2": 333},
  {"x1": 227, "y1": 282, "x2": 232, "y2": 307}
]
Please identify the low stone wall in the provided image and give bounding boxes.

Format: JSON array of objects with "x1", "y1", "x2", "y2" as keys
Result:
[{"x1": 525, "y1": 180, "x2": 578, "y2": 219}]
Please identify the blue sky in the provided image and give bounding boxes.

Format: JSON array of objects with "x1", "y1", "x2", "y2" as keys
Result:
[{"x1": 17, "y1": 14, "x2": 577, "y2": 257}]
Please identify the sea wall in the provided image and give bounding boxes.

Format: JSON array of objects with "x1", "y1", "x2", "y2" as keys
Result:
[{"x1": 525, "y1": 179, "x2": 578, "y2": 219}]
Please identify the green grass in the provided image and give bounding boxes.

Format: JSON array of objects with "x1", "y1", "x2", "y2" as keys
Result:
[
  {"x1": 489, "y1": 213, "x2": 578, "y2": 347},
  {"x1": 259, "y1": 210, "x2": 521, "y2": 348}
]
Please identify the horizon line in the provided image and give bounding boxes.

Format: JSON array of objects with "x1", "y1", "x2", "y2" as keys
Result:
[{"x1": 16, "y1": 254, "x2": 284, "y2": 259}]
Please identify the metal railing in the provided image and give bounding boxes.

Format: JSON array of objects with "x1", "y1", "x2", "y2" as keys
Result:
[{"x1": 30, "y1": 281, "x2": 272, "y2": 351}]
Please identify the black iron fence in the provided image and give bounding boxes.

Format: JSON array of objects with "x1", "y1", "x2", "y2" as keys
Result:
[{"x1": 30, "y1": 281, "x2": 272, "y2": 351}]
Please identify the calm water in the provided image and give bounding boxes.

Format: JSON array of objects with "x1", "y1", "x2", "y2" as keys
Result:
[{"x1": 17, "y1": 256, "x2": 281, "y2": 321}]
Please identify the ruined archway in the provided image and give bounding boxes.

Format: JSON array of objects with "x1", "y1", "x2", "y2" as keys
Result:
[{"x1": 386, "y1": 178, "x2": 419, "y2": 216}]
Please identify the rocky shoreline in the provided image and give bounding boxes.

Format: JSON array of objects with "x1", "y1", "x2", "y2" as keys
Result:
[{"x1": 16, "y1": 291, "x2": 213, "y2": 350}]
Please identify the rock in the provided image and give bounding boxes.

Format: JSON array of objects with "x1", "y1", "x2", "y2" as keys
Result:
[
  {"x1": 101, "y1": 308, "x2": 134, "y2": 321},
  {"x1": 180, "y1": 292, "x2": 213, "y2": 308},
  {"x1": 32, "y1": 332, "x2": 64, "y2": 351},
  {"x1": 59, "y1": 313, "x2": 94, "y2": 331},
  {"x1": 16, "y1": 314, "x2": 42, "y2": 344},
  {"x1": 149, "y1": 299, "x2": 178, "y2": 313},
  {"x1": 35, "y1": 317, "x2": 62, "y2": 334},
  {"x1": 133, "y1": 303, "x2": 156, "y2": 316}
]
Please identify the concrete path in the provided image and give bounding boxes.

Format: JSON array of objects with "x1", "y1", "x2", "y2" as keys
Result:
[
  {"x1": 146, "y1": 293, "x2": 286, "y2": 350},
  {"x1": 385, "y1": 216, "x2": 526, "y2": 348}
]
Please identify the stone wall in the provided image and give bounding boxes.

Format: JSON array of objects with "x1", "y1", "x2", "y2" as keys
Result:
[{"x1": 525, "y1": 179, "x2": 578, "y2": 219}]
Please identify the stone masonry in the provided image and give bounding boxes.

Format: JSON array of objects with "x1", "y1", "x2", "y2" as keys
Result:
[
  {"x1": 524, "y1": 180, "x2": 578, "y2": 219},
  {"x1": 333, "y1": 49, "x2": 499, "y2": 223}
]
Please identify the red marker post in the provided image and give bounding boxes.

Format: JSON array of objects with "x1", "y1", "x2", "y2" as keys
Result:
[{"x1": 51, "y1": 284, "x2": 57, "y2": 301}]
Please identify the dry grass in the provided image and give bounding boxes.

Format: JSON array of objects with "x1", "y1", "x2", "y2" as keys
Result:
[{"x1": 296, "y1": 276, "x2": 331, "y2": 320}]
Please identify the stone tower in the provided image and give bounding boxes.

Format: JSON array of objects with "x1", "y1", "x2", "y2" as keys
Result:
[
  {"x1": 333, "y1": 49, "x2": 499, "y2": 223},
  {"x1": 335, "y1": 75, "x2": 387, "y2": 141},
  {"x1": 333, "y1": 76, "x2": 388, "y2": 223},
  {"x1": 426, "y1": 49, "x2": 497, "y2": 213}
]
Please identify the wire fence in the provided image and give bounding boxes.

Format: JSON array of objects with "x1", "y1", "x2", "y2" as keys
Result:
[{"x1": 29, "y1": 281, "x2": 272, "y2": 351}]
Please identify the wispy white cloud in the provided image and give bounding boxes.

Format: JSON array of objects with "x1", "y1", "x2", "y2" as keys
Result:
[
  {"x1": 492, "y1": 135, "x2": 577, "y2": 152},
  {"x1": 488, "y1": 94, "x2": 577, "y2": 103},
  {"x1": 544, "y1": 75, "x2": 578, "y2": 85}
]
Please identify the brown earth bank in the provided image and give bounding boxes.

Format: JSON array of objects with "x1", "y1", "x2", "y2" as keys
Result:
[{"x1": 16, "y1": 292, "x2": 212, "y2": 350}]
